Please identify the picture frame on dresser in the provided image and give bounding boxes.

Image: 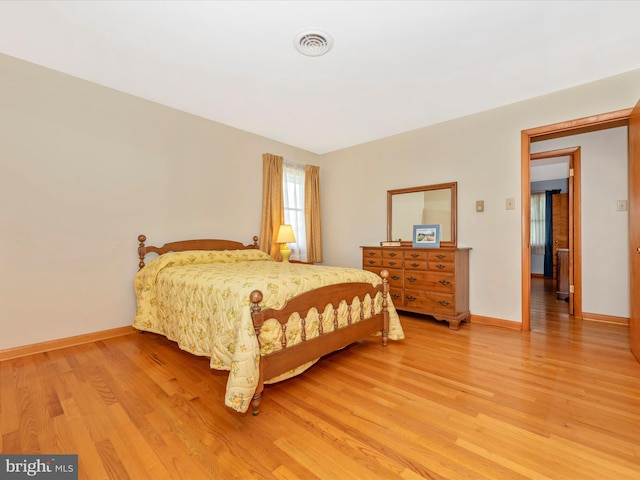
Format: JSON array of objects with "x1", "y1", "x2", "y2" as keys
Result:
[{"x1": 412, "y1": 224, "x2": 440, "y2": 248}]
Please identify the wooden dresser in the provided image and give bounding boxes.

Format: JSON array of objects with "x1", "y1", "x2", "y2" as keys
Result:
[{"x1": 362, "y1": 246, "x2": 471, "y2": 329}]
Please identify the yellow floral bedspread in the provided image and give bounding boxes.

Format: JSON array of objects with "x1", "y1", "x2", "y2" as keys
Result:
[{"x1": 133, "y1": 249, "x2": 404, "y2": 413}]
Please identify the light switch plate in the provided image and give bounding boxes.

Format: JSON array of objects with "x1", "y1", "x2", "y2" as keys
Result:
[
  {"x1": 617, "y1": 200, "x2": 628, "y2": 211},
  {"x1": 506, "y1": 198, "x2": 515, "y2": 210},
  {"x1": 476, "y1": 200, "x2": 484, "y2": 212}
]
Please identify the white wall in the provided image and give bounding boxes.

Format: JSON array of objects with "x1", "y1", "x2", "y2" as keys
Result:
[
  {"x1": 2, "y1": 52, "x2": 639, "y2": 350},
  {"x1": 0, "y1": 53, "x2": 319, "y2": 350},
  {"x1": 531, "y1": 128, "x2": 630, "y2": 317},
  {"x1": 320, "y1": 69, "x2": 640, "y2": 324}
]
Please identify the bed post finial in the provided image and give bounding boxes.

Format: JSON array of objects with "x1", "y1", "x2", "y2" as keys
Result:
[
  {"x1": 138, "y1": 234, "x2": 147, "y2": 270},
  {"x1": 252, "y1": 235, "x2": 259, "y2": 247}
]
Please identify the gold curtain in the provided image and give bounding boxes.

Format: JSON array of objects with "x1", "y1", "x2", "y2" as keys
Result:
[
  {"x1": 305, "y1": 164, "x2": 323, "y2": 263},
  {"x1": 259, "y1": 153, "x2": 284, "y2": 260}
]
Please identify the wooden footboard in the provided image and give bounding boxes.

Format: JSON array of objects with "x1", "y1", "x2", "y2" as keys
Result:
[{"x1": 249, "y1": 270, "x2": 390, "y2": 416}]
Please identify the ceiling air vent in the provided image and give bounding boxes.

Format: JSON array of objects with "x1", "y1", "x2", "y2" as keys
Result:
[{"x1": 294, "y1": 29, "x2": 333, "y2": 57}]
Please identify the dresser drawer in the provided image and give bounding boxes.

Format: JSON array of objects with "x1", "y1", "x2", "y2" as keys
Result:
[
  {"x1": 363, "y1": 248, "x2": 381, "y2": 259},
  {"x1": 382, "y1": 249, "x2": 403, "y2": 260},
  {"x1": 404, "y1": 259, "x2": 427, "y2": 270},
  {"x1": 428, "y1": 260, "x2": 454, "y2": 273},
  {"x1": 428, "y1": 251, "x2": 454, "y2": 263},
  {"x1": 386, "y1": 269, "x2": 403, "y2": 287},
  {"x1": 364, "y1": 267, "x2": 403, "y2": 287},
  {"x1": 363, "y1": 264, "x2": 403, "y2": 306},
  {"x1": 363, "y1": 257, "x2": 382, "y2": 268},
  {"x1": 404, "y1": 290, "x2": 455, "y2": 315},
  {"x1": 405, "y1": 250, "x2": 428, "y2": 261},
  {"x1": 383, "y1": 257, "x2": 403, "y2": 269},
  {"x1": 404, "y1": 271, "x2": 454, "y2": 293},
  {"x1": 388, "y1": 288, "x2": 403, "y2": 305}
]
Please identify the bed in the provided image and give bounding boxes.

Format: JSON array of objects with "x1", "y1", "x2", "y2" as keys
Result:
[{"x1": 134, "y1": 234, "x2": 404, "y2": 415}]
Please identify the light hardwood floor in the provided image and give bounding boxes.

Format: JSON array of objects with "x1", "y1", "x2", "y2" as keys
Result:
[{"x1": 1, "y1": 278, "x2": 639, "y2": 479}]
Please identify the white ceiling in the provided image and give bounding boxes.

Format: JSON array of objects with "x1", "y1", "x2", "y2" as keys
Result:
[
  {"x1": 1, "y1": 1, "x2": 640, "y2": 154},
  {"x1": 530, "y1": 157, "x2": 569, "y2": 183}
]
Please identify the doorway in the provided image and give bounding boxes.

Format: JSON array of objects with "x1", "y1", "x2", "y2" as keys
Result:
[
  {"x1": 520, "y1": 108, "x2": 632, "y2": 332},
  {"x1": 529, "y1": 147, "x2": 580, "y2": 325}
]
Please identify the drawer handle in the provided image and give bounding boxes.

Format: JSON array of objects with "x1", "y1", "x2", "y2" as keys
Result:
[
  {"x1": 410, "y1": 253, "x2": 419, "y2": 258},
  {"x1": 391, "y1": 275, "x2": 400, "y2": 281},
  {"x1": 388, "y1": 261, "x2": 397, "y2": 266},
  {"x1": 389, "y1": 253, "x2": 397, "y2": 257},
  {"x1": 391, "y1": 293, "x2": 400, "y2": 300},
  {"x1": 406, "y1": 295, "x2": 417, "y2": 301},
  {"x1": 439, "y1": 280, "x2": 451, "y2": 285},
  {"x1": 367, "y1": 251, "x2": 376, "y2": 256},
  {"x1": 407, "y1": 277, "x2": 417, "y2": 282},
  {"x1": 410, "y1": 262, "x2": 420, "y2": 268},
  {"x1": 367, "y1": 260, "x2": 376, "y2": 265},
  {"x1": 436, "y1": 264, "x2": 446, "y2": 269},
  {"x1": 436, "y1": 254, "x2": 446, "y2": 259},
  {"x1": 438, "y1": 300, "x2": 450, "y2": 306}
]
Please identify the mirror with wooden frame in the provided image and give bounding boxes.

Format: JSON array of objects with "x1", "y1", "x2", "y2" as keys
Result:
[{"x1": 387, "y1": 182, "x2": 457, "y2": 248}]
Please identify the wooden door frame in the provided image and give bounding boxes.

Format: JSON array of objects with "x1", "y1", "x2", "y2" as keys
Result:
[
  {"x1": 630, "y1": 100, "x2": 640, "y2": 361},
  {"x1": 530, "y1": 147, "x2": 580, "y2": 317},
  {"x1": 520, "y1": 108, "x2": 632, "y2": 331}
]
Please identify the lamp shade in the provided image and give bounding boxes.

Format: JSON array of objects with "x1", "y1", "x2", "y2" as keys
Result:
[{"x1": 276, "y1": 224, "x2": 296, "y2": 244}]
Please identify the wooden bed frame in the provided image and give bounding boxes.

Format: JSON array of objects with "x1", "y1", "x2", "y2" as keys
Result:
[
  {"x1": 136, "y1": 234, "x2": 390, "y2": 415},
  {"x1": 137, "y1": 234, "x2": 260, "y2": 268}
]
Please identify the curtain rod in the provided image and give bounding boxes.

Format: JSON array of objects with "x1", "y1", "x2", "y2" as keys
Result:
[
  {"x1": 283, "y1": 159, "x2": 319, "y2": 168},
  {"x1": 283, "y1": 159, "x2": 304, "y2": 166}
]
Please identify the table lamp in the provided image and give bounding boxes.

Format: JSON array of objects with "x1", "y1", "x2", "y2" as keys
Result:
[{"x1": 276, "y1": 224, "x2": 296, "y2": 262}]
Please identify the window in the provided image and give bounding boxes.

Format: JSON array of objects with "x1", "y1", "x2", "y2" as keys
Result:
[
  {"x1": 260, "y1": 153, "x2": 321, "y2": 263},
  {"x1": 530, "y1": 192, "x2": 546, "y2": 255},
  {"x1": 283, "y1": 161, "x2": 307, "y2": 262}
]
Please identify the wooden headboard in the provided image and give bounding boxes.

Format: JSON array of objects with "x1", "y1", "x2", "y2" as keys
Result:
[{"x1": 137, "y1": 234, "x2": 259, "y2": 269}]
